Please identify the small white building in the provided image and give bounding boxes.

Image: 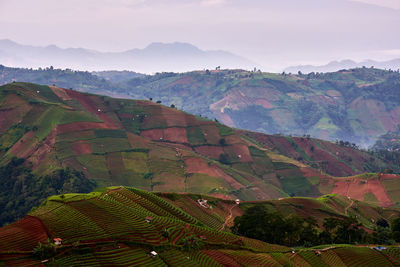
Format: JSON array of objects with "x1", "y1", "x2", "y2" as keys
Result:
[
  {"x1": 235, "y1": 199, "x2": 240, "y2": 205},
  {"x1": 53, "y1": 238, "x2": 62, "y2": 245},
  {"x1": 150, "y1": 251, "x2": 158, "y2": 258}
]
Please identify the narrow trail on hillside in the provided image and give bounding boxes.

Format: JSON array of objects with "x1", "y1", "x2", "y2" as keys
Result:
[
  {"x1": 344, "y1": 199, "x2": 354, "y2": 216},
  {"x1": 221, "y1": 204, "x2": 237, "y2": 231}
]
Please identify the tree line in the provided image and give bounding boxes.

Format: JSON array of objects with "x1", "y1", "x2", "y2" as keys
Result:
[{"x1": 232, "y1": 206, "x2": 400, "y2": 247}]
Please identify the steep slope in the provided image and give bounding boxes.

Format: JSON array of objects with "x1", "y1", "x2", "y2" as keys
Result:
[
  {"x1": 1, "y1": 66, "x2": 399, "y2": 146},
  {"x1": 1, "y1": 82, "x2": 400, "y2": 227},
  {"x1": 1, "y1": 188, "x2": 400, "y2": 266}
]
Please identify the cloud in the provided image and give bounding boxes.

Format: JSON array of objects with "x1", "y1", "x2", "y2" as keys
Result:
[
  {"x1": 201, "y1": 0, "x2": 227, "y2": 6},
  {"x1": 350, "y1": 0, "x2": 400, "y2": 9}
]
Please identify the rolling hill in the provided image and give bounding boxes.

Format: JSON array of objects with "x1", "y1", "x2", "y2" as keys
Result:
[
  {"x1": 1, "y1": 82, "x2": 400, "y2": 226},
  {"x1": 1, "y1": 66, "x2": 399, "y2": 146},
  {"x1": 1, "y1": 187, "x2": 400, "y2": 266}
]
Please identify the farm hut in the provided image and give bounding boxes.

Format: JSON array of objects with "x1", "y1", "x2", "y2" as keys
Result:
[
  {"x1": 53, "y1": 238, "x2": 62, "y2": 245},
  {"x1": 199, "y1": 235, "x2": 207, "y2": 240},
  {"x1": 235, "y1": 199, "x2": 240, "y2": 204},
  {"x1": 149, "y1": 251, "x2": 158, "y2": 258},
  {"x1": 145, "y1": 216, "x2": 153, "y2": 223}
]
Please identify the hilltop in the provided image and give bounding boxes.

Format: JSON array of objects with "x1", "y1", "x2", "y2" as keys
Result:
[
  {"x1": 0, "y1": 40, "x2": 256, "y2": 73},
  {"x1": 1, "y1": 82, "x2": 400, "y2": 226},
  {"x1": 1, "y1": 66, "x2": 399, "y2": 146},
  {"x1": 1, "y1": 187, "x2": 400, "y2": 266}
]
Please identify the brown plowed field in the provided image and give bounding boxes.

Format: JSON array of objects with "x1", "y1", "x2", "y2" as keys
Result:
[
  {"x1": 9, "y1": 131, "x2": 37, "y2": 158},
  {"x1": 49, "y1": 86, "x2": 72, "y2": 101},
  {"x1": 200, "y1": 124, "x2": 221, "y2": 144},
  {"x1": 332, "y1": 178, "x2": 393, "y2": 207},
  {"x1": 184, "y1": 157, "x2": 243, "y2": 190},
  {"x1": 57, "y1": 122, "x2": 113, "y2": 134},
  {"x1": 0, "y1": 216, "x2": 49, "y2": 251},
  {"x1": 65, "y1": 90, "x2": 119, "y2": 128},
  {"x1": 222, "y1": 144, "x2": 252, "y2": 163},
  {"x1": 141, "y1": 129, "x2": 163, "y2": 140},
  {"x1": 29, "y1": 128, "x2": 57, "y2": 167},
  {"x1": 0, "y1": 94, "x2": 31, "y2": 134},
  {"x1": 72, "y1": 140, "x2": 92, "y2": 155},
  {"x1": 163, "y1": 127, "x2": 188, "y2": 143},
  {"x1": 194, "y1": 145, "x2": 223, "y2": 159}
]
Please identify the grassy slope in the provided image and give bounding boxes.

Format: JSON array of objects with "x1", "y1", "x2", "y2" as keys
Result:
[
  {"x1": 1, "y1": 82, "x2": 400, "y2": 207},
  {"x1": 2, "y1": 67, "x2": 399, "y2": 146},
  {"x1": 1, "y1": 188, "x2": 400, "y2": 266}
]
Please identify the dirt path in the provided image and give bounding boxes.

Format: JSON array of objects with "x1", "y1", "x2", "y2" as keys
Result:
[
  {"x1": 221, "y1": 204, "x2": 237, "y2": 231},
  {"x1": 344, "y1": 198, "x2": 354, "y2": 216}
]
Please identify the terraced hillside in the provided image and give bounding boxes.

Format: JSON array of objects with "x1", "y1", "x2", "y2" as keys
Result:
[
  {"x1": 159, "y1": 192, "x2": 400, "y2": 232},
  {"x1": 1, "y1": 82, "x2": 400, "y2": 226},
  {"x1": 1, "y1": 187, "x2": 400, "y2": 266},
  {"x1": 1, "y1": 66, "x2": 399, "y2": 146}
]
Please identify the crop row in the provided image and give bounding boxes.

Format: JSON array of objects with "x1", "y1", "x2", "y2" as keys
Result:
[
  {"x1": 159, "y1": 249, "x2": 201, "y2": 266},
  {"x1": 188, "y1": 251, "x2": 223, "y2": 267},
  {"x1": 221, "y1": 249, "x2": 282, "y2": 267},
  {"x1": 334, "y1": 247, "x2": 394, "y2": 267},
  {"x1": 36, "y1": 202, "x2": 108, "y2": 243},
  {"x1": 128, "y1": 188, "x2": 198, "y2": 224}
]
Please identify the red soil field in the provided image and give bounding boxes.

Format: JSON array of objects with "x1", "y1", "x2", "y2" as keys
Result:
[
  {"x1": 200, "y1": 124, "x2": 221, "y2": 144},
  {"x1": 294, "y1": 138, "x2": 354, "y2": 177},
  {"x1": 194, "y1": 145, "x2": 223, "y2": 159},
  {"x1": 57, "y1": 122, "x2": 113, "y2": 134},
  {"x1": 31, "y1": 128, "x2": 58, "y2": 166},
  {"x1": 225, "y1": 144, "x2": 252, "y2": 163},
  {"x1": 141, "y1": 127, "x2": 189, "y2": 143},
  {"x1": 163, "y1": 127, "x2": 189, "y2": 143},
  {"x1": 49, "y1": 86, "x2": 72, "y2": 101},
  {"x1": 0, "y1": 94, "x2": 31, "y2": 134},
  {"x1": 126, "y1": 132, "x2": 150, "y2": 148},
  {"x1": 71, "y1": 140, "x2": 92, "y2": 155},
  {"x1": 141, "y1": 128, "x2": 163, "y2": 140},
  {"x1": 161, "y1": 108, "x2": 198, "y2": 127},
  {"x1": 65, "y1": 90, "x2": 119, "y2": 128},
  {"x1": 0, "y1": 216, "x2": 49, "y2": 252},
  {"x1": 168, "y1": 76, "x2": 194, "y2": 87},
  {"x1": 184, "y1": 157, "x2": 243, "y2": 190},
  {"x1": 9, "y1": 131, "x2": 37, "y2": 159},
  {"x1": 332, "y1": 178, "x2": 393, "y2": 207}
]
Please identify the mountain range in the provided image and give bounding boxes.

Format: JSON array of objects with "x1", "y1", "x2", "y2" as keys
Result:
[
  {"x1": 0, "y1": 39, "x2": 256, "y2": 73},
  {"x1": 285, "y1": 58, "x2": 400, "y2": 74}
]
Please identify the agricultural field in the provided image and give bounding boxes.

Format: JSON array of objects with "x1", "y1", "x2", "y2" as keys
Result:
[
  {"x1": 1, "y1": 188, "x2": 400, "y2": 266},
  {"x1": 1, "y1": 82, "x2": 400, "y2": 227}
]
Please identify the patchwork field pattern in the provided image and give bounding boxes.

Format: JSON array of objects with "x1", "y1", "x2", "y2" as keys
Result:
[
  {"x1": 1, "y1": 188, "x2": 400, "y2": 266},
  {"x1": 1, "y1": 82, "x2": 400, "y2": 206}
]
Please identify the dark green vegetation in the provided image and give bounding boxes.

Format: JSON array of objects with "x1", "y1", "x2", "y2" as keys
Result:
[
  {"x1": 232, "y1": 205, "x2": 399, "y2": 247},
  {"x1": 1, "y1": 188, "x2": 400, "y2": 266},
  {"x1": 0, "y1": 157, "x2": 96, "y2": 226},
  {"x1": 1, "y1": 65, "x2": 399, "y2": 146},
  {"x1": 1, "y1": 82, "x2": 400, "y2": 227}
]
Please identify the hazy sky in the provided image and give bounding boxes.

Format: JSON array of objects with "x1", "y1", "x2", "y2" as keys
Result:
[{"x1": 0, "y1": 0, "x2": 399, "y2": 71}]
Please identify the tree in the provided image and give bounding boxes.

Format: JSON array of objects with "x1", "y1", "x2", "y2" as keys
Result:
[{"x1": 391, "y1": 218, "x2": 400, "y2": 242}]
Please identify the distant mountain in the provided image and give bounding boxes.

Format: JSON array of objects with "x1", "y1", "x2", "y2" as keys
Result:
[
  {"x1": 0, "y1": 39, "x2": 257, "y2": 73},
  {"x1": 285, "y1": 58, "x2": 400, "y2": 74}
]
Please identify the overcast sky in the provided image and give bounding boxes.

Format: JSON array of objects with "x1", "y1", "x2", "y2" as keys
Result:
[{"x1": 0, "y1": 0, "x2": 399, "y2": 71}]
